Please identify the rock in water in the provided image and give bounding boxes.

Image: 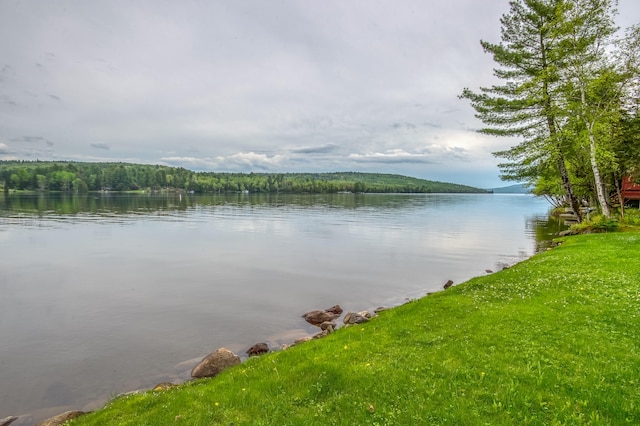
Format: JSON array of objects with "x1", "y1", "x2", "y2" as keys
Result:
[
  {"x1": 302, "y1": 310, "x2": 340, "y2": 326},
  {"x1": 246, "y1": 342, "x2": 269, "y2": 357},
  {"x1": 36, "y1": 411, "x2": 86, "y2": 426},
  {"x1": 0, "y1": 417, "x2": 18, "y2": 426},
  {"x1": 324, "y1": 305, "x2": 343, "y2": 315},
  {"x1": 191, "y1": 348, "x2": 241, "y2": 379}
]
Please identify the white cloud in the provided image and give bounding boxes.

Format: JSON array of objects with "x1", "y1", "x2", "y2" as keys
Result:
[
  {"x1": 0, "y1": 143, "x2": 11, "y2": 154},
  {"x1": 349, "y1": 149, "x2": 436, "y2": 164},
  {"x1": 161, "y1": 152, "x2": 286, "y2": 172}
]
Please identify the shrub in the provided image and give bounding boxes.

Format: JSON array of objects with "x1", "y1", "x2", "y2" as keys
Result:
[
  {"x1": 621, "y1": 209, "x2": 640, "y2": 226},
  {"x1": 570, "y1": 214, "x2": 618, "y2": 233}
]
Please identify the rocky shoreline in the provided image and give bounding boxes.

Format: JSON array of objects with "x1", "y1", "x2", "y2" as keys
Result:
[{"x1": 3, "y1": 277, "x2": 469, "y2": 426}]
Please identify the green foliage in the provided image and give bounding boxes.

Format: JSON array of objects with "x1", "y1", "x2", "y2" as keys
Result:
[
  {"x1": 620, "y1": 208, "x2": 640, "y2": 226},
  {"x1": 71, "y1": 232, "x2": 640, "y2": 425},
  {"x1": 0, "y1": 161, "x2": 487, "y2": 194},
  {"x1": 570, "y1": 213, "x2": 619, "y2": 233}
]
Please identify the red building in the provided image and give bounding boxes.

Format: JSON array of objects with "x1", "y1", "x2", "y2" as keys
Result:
[{"x1": 621, "y1": 176, "x2": 640, "y2": 202}]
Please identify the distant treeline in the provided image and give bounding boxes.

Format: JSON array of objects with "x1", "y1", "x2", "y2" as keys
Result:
[{"x1": 0, "y1": 161, "x2": 487, "y2": 194}]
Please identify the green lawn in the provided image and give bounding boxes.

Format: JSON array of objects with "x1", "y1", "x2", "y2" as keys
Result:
[{"x1": 71, "y1": 232, "x2": 640, "y2": 425}]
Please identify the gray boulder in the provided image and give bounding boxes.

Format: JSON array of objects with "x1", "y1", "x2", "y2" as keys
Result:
[
  {"x1": 191, "y1": 348, "x2": 241, "y2": 379},
  {"x1": 302, "y1": 310, "x2": 340, "y2": 327}
]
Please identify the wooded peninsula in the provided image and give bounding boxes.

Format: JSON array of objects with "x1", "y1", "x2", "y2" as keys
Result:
[{"x1": 0, "y1": 161, "x2": 487, "y2": 194}]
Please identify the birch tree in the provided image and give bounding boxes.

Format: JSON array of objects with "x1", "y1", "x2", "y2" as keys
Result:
[{"x1": 560, "y1": 0, "x2": 620, "y2": 217}]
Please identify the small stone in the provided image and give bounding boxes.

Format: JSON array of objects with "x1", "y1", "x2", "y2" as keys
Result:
[
  {"x1": 374, "y1": 306, "x2": 387, "y2": 313},
  {"x1": 294, "y1": 336, "x2": 312, "y2": 345},
  {"x1": 313, "y1": 329, "x2": 330, "y2": 339},
  {"x1": 36, "y1": 411, "x2": 87, "y2": 426},
  {"x1": 246, "y1": 342, "x2": 269, "y2": 357},
  {"x1": 343, "y1": 312, "x2": 369, "y2": 325},
  {"x1": 319, "y1": 321, "x2": 336, "y2": 332},
  {"x1": 443, "y1": 279, "x2": 454, "y2": 289},
  {"x1": 152, "y1": 382, "x2": 177, "y2": 391}
]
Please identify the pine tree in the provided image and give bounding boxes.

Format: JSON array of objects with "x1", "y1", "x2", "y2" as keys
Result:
[{"x1": 461, "y1": 0, "x2": 585, "y2": 220}]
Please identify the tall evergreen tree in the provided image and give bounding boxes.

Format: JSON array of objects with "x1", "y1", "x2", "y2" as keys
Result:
[{"x1": 461, "y1": 0, "x2": 585, "y2": 220}]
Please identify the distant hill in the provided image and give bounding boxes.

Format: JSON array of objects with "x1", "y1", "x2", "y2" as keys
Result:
[
  {"x1": 0, "y1": 161, "x2": 489, "y2": 194},
  {"x1": 286, "y1": 172, "x2": 488, "y2": 193},
  {"x1": 489, "y1": 183, "x2": 531, "y2": 194}
]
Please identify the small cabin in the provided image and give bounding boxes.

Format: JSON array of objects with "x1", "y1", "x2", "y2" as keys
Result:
[{"x1": 621, "y1": 176, "x2": 640, "y2": 202}]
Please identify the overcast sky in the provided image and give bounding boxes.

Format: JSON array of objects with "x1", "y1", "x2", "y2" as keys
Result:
[{"x1": 1, "y1": 1, "x2": 638, "y2": 188}]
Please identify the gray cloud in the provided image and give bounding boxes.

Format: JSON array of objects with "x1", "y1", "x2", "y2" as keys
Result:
[
  {"x1": 290, "y1": 144, "x2": 340, "y2": 154},
  {"x1": 90, "y1": 142, "x2": 110, "y2": 150},
  {"x1": 0, "y1": 0, "x2": 637, "y2": 189},
  {"x1": 10, "y1": 136, "x2": 43, "y2": 143},
  {"x1": 392, "y1": 123, "x2": 417, "y2": 130},
  {"x1": 10, "y1": 136, "x2": 54, "y2": 146},
  {"x1": 0, "y1": 95, "x2": 17, "y2": 106},
  {"x1": 349, "y1": 150, "x2": 437, "y2": 164}
]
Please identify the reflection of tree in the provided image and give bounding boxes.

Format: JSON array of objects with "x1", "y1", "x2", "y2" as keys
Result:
[
  {"x1": 528, "y1": 214, "x2": 567, "y2": 252},
  {"x1": 0, "y1": 192, "x2": 516, "y2": 216}
]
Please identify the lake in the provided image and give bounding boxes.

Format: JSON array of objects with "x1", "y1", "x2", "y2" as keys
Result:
[{"x1": 0, "y1": 192, "x2": 562, "y2": 423}]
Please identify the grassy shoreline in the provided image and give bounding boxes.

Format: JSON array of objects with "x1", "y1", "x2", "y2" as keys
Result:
[{"x1": 71, "y1": 232, "x2": 640, "y2": 425}]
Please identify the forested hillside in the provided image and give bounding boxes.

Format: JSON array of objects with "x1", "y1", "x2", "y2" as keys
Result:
[{"x1": 0, "y1": 161, "x2": 486, "y2": 194}]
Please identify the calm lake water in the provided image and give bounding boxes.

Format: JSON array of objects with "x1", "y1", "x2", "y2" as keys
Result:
[{"x1": 0, "y1": 192, "x2": 562, "y2": 423}]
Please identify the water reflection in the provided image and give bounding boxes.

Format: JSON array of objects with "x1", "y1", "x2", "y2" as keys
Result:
[{"x1": 1, "y1": 192, "x2": 501, "y2": 217}]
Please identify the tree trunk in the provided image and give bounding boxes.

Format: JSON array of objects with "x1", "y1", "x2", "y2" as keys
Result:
[
  {"x1": 540, "y1": 32, "x2": 583, "y2": 222},
  {"x1": 587, "y1": 122, "x2": 611, "y2": 217},
  {"x1": 556, "y1": 149, "x2": 584, "y2": 221},
  {"x1": 579, "y1": 83, "x2": 611, "y2": 218},
  {"x1": 615, "y1": 177, "x2": 624, "y2": 219}
]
